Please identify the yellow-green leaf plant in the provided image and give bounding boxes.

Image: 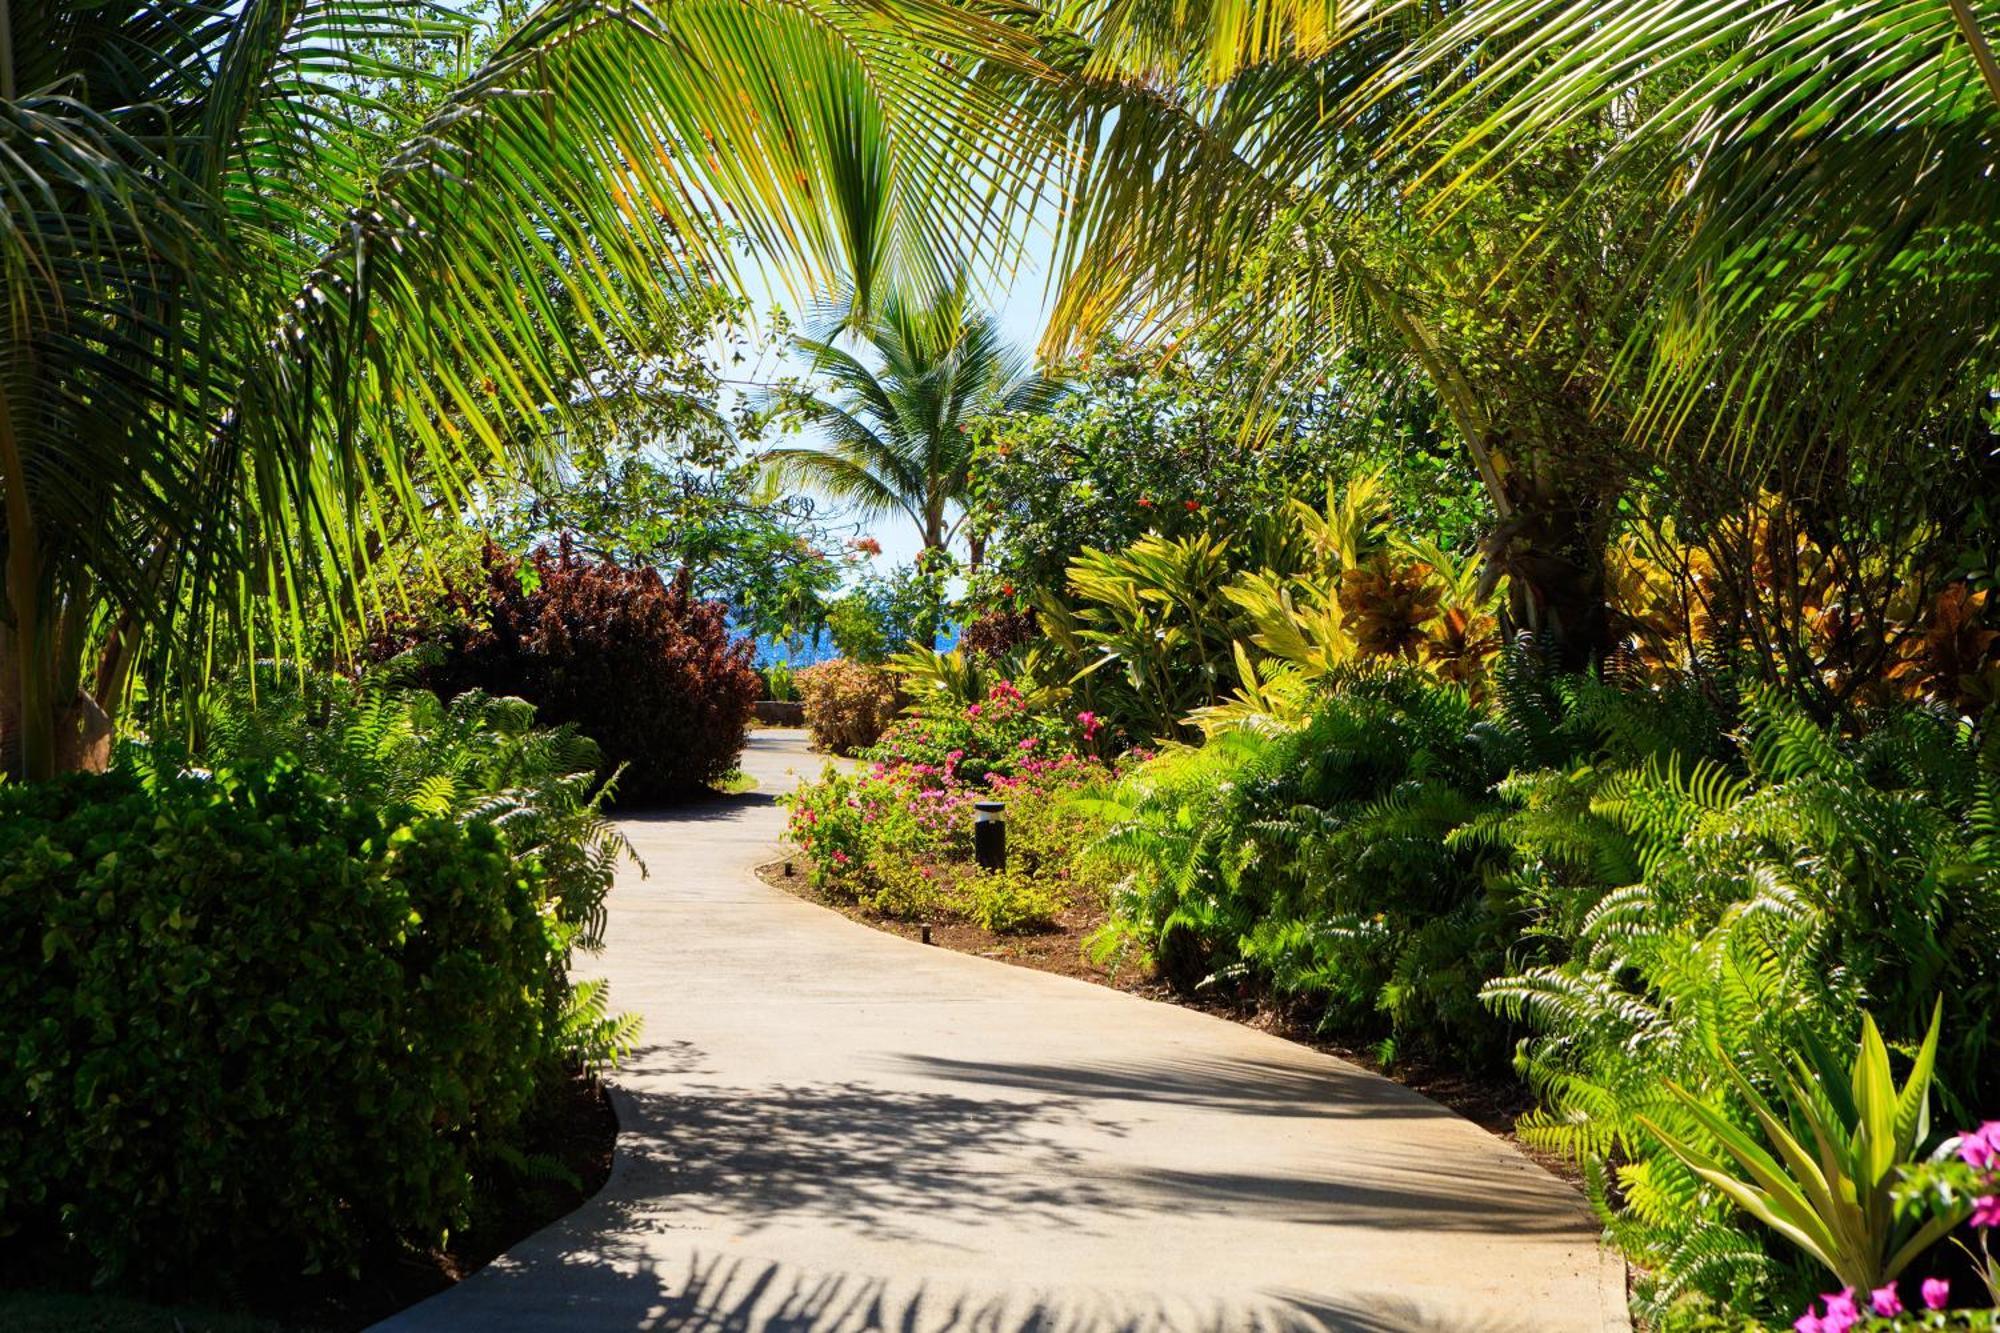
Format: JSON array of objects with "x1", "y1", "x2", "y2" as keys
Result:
[{"x1": 1639, "y1": 1002, "x2": 1971, "y2": 1293}]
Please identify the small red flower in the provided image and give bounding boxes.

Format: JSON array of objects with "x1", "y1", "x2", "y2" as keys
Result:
[
  {"x1": 1001, "y1": 583, "x2": 1015, "y2": 597},
  {"x1": 1184, "y1": 500, "x2": 1200, "y2": 512},
  {"x1": 1137, "y1": 497, "x2": 1155, "y2": 509}
]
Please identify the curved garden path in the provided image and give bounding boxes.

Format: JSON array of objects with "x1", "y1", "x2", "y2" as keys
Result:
[{"x1": 377, "y1": 729, "x2": 1627, "y2": 1333}]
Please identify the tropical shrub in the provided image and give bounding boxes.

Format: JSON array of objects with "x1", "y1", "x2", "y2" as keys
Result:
[
  {"x1": 1640, "y1": 1006, "x2": 1960, "y2": 1295},
  {"x1": 1091, "y1": 650, "x2": 1741, "y2": 1043},
  {"x1": 379, "y1": 539, "x2": 759, "y2": 803},
  {"x1": 865, "y1": 679, "x2": 1089, "y2": 785},
  {"x1": 0, "y1": 764, "x2": 568, "y2": 1289},
  {"x1": 1092, "y1": 666, "x2": 1522, "y2": 1060},
  {"x1": 763, "y1": 660, "x2": 799, "y2": 702},
  {"x1": 156, "y1": 668, "x2": 639, "y2": 1067},
  {"x1": 786, "y1": 742, "x2": 1113, "y2": 932},
  {"x1": 826, "y1": 588, "x2": 892, "y2": 664},
  {"x1": 1478, "y1": 692, "x2": 2000, "y2": 1323},
  {"x1": 958, "y1": 606, "x2": 1040, "y2": 660},
  {"x1": 798, "y1": 659, "x2": 903, "y2": 754}
]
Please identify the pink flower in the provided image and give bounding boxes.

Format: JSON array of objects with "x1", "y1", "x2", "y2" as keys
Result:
[
  {"x1": 1824, "y1": 1280, "x2": 1864, "y2": 1320},
  {"x1": 1957, "y1": 1121, "x2": 2000, "y2": 1170},
  {"x1": 1077, "y1": 710, "x2": 1102, "y2": 739},
  {"x1": 832, "y1": 850, "x2": 850, "y2": 865},
  {"x1": 1869, "y1": 1285, "x2": 1903, "y2": 1317},
  {"x1": 1971, "y1": 1195, "x2": 2000, "y2": 1228},
  {"x1": 1922, "y1": 1277, "x2": 1951, "y2": 1311},
  {"x1": 1796, "y1": 1290, "x2": 1858, "y2": 1333},
  {"x1": 965, "y1": 703, "x2": 983, "y2": 719},
  {"x1": 1018, "y1": 737, "x2": 1038, "y2": 751}
]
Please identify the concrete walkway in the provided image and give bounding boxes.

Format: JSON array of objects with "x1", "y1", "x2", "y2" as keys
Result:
[{"x1": 377, "y1": 730, "x2": 1626, "y2": 1333}]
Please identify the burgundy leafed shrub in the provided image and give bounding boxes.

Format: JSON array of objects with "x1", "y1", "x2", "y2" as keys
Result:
[
  {"x1": 383, "y1": 539, "x2": 759, "y2": 803},
  {"x1": 958, "y1": 607, "x2": 1040, "y2": 660}
]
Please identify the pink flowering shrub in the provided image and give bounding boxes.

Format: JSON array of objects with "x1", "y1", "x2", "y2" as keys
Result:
[
  {"x1": 1849, "y1": 1121, "x2": 2000, "y2": 1328},
  {"x1": 863, "y1": 680, "x2": 1084, "y2": 784},
  {"x1": 782, "y1": 698, "x2": 1124, "y2": 932}
]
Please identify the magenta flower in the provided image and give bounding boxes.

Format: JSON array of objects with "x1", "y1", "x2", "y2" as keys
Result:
[
  {"x1": 1018, "y1": 737, "x2": 1038, "y2": 751},
  {"x1": 832, "y1": 850, "x2": 850, "y2": 865},
  {"x1": 965, "y1": 703, "x2": 983, "y2": 719},
  {"x1": 1958, "y1": 1121, "x2": 2000, "y2": 1170},
  {"x1": 1819, "y1": 1289, "x2": 1859, "y2": 1332},
  {"x1": 1922, "y1": 1277, "x2": 1951, "y2": 1310},
  {"x1": 1792, "y1": 1312, "x2": 1823, "y2": 1333},
  {"x1": 1869, "y1": 1284, "x2": 1903, "y2": 1317},
  {"x1": 1971, "y1": 1194, "x2": 2000, "y2": 1228}
]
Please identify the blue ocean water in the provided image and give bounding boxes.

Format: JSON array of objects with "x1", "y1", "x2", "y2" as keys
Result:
[{"x1": 744, "y1": 624, "x2": 957, "y2": 668}]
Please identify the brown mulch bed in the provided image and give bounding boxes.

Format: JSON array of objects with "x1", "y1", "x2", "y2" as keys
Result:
[
  {"x1": 3, "y1": 1070, "x2": 618, "y2": 1331},
  {"x1": 756, "y1": 858, "x2": 1561, "y2": 1171}
]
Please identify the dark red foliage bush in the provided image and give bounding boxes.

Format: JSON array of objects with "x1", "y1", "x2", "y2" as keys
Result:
[
  {"x1": 958, "y1": 607, "x2": 1039, "y2": 659},
  {"x1": 380, "y1": 539, "x2": 759, "y2": 803}
]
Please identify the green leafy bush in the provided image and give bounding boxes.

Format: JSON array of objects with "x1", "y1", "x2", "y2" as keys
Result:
[
  {"x1": 156, "y1": 669, "x2": 639, "y2": 1067},
  {"x1": 1483, "y1": 692, "x2": 2000, "y2": 1323},
  {"x1": 0, "y1": 764, "x2": 566, "y2": 1288},
  {"x1": 797, "y1": 659, "x2": 903, "y2": 754},
  {"x1": 865, "y1": 679, "x2": 1086, "y2": 785},
  {"x1": 785, "y1": 745, "x2": 1112, "y2": 932},
  {"x1": 377, "y1": 538, "x2": 760, "y2": 802},
  {"x1": 963, "y1": 868, "x2": 1067, "y2": 932}
]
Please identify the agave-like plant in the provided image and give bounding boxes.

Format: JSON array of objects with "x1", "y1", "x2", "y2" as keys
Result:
[
  {"x1": 0, "y1": 0, "x2": 1046, "y2": 780},
  {"x1": 1639, "y1": 1004, "x2": 1967, "y2": 1294}
]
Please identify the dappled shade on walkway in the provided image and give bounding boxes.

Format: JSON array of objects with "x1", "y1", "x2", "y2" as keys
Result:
[{"x1": 374, "y1": 732, "x2": 1626, "y2": 1333}]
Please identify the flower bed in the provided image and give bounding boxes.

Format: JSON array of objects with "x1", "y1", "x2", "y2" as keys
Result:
[{"x1": 784, "y1": 682, "x2": 1118, "y2": 932}]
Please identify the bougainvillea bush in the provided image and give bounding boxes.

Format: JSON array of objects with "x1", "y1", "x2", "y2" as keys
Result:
[
  {"x1": 785, "y1": 679, "x2": 1116, "y2": 931},
  {"x1": 862, "y1": 680, "x2": 1087, "y2": 785},
  {"x1": 378, "y1": 538, "x2": 760, "y2": 803}
]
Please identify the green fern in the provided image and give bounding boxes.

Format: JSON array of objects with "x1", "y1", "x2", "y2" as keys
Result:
[{"x1": 131, "y1": 663, "x2": 642, "y2": 1070}]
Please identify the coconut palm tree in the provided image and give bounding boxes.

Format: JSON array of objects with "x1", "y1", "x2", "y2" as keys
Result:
[
  {"x1": 0, "y1": 0, "x2": 1046, "y2": 780},
  {"x1": 761, "y1": 282, "x2": 1065, "y2": 565},
  {"x1": 981, "y1": 0, "x2": 2000, "y2": 666}
]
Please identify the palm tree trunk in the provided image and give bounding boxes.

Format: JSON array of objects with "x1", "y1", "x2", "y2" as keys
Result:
[{"x1": 0, "y1": 385, "x2": 58, "y2": 781}]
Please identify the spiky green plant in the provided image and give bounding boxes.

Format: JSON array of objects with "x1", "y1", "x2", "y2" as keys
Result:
[{"x1": 1640, "y1": 1004, "x2": 1965, "y2": 1294}]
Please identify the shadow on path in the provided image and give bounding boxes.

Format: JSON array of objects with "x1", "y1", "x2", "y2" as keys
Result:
[
  {"x1": 593, "y1": 1040, "x2": 1590, "y2": 1244},
  {"x1": 450, "y1": 1249, "x2": 1547, "y2": 1333},
  {"x1": 897, "y1": 1053, "x2": 1451, "y2": 1122}
]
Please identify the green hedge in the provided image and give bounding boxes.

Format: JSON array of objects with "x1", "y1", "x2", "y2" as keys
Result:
[{"x1": 0, "y1": 762, "x2": 565, "y2": 1288}]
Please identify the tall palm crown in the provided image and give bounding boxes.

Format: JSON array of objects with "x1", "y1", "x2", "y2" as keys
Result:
[
  {"x1": 763, "y1": 286, "x2": 1064, "y2": 560},
  {"x1": 0, "y1": 0, "x2": 1045, "y2": 780}
]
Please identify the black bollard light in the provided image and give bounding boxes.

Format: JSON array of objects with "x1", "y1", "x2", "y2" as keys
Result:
[{"x1": 973, "y1": 800, "x2": 1008, "y2": 871}]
